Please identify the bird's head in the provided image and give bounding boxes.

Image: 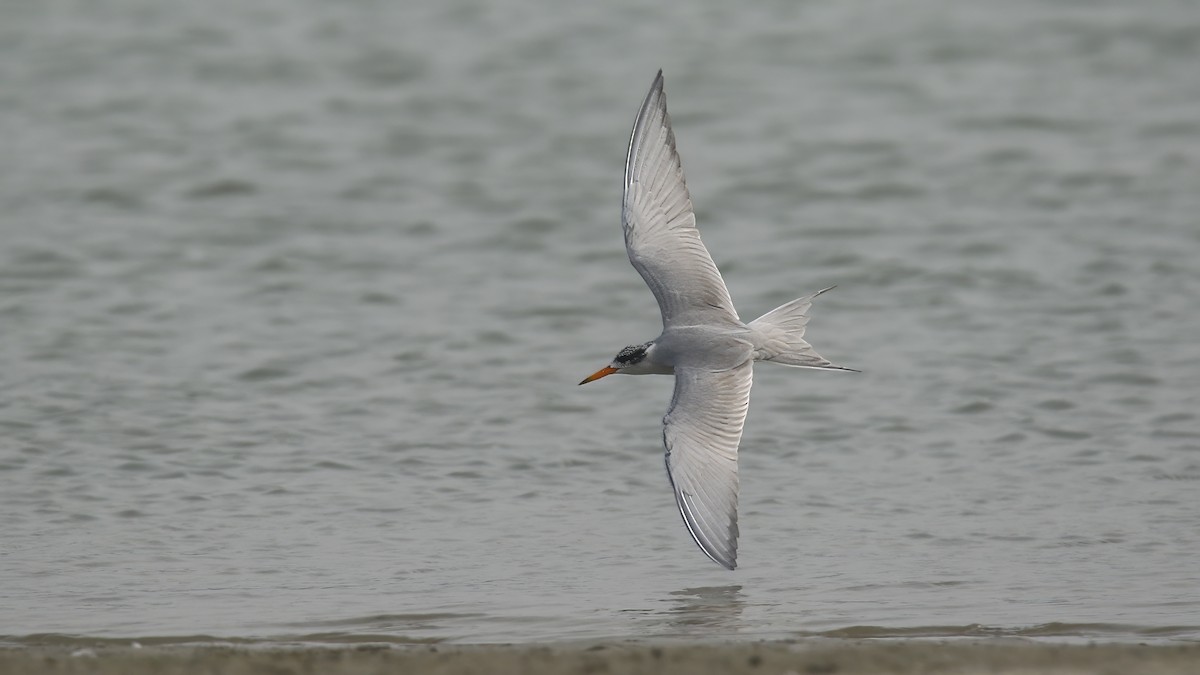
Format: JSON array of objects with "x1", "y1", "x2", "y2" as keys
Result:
[{"x1": 579, "y1": 342, "x2": 654, "y2": 384}]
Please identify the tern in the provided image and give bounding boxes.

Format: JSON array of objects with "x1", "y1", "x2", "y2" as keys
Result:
[{"x1": 579, "y1": 71, "x2": 854, "y2": 570}]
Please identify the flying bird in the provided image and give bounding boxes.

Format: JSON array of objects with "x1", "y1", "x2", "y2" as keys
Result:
[{"x1": 579, "y1": 70, "x2": 854, "y2": 570}]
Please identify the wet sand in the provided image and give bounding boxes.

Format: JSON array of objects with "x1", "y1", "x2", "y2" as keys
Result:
[{"x1": 3, "y1": 641, "x2": 1199, "y2": 675}]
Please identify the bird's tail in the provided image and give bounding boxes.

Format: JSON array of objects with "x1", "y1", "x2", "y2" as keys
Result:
[{"x1": 748, "y1": 287, "x2": 857, "y2": 371}]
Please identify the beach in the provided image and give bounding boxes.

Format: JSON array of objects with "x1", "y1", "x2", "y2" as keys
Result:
[{"x1": 4, "y1": 641, "x2": 1200, "y2": 675}]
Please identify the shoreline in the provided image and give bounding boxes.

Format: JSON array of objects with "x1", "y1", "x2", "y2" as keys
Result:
[{"x1": 4, "y1": 640, "x2": 1200, "y2": 675}]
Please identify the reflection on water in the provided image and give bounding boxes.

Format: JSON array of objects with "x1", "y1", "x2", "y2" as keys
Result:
[{"x1": 660, "y1": 586, "x2": 745, "y2": 635}]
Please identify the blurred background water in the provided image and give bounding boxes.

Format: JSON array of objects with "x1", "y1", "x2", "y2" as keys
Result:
[{"x1": 2, "y1": 0, "x2": 1199, "y2": 645}]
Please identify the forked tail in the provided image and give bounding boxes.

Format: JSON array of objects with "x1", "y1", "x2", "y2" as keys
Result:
[{"x1": 749, "y1": 287, "x2": 857, "y2": 371}]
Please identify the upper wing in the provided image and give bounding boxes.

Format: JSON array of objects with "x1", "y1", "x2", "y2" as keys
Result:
[
  {"x1": 663, "y1": 363, "x2": 753, "y2": 570},
  {"x1": 623, "y1": 71, "x2": 739, "y2": 328}
]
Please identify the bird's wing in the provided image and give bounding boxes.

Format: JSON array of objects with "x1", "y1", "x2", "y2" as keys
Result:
[
  {"x1": 623, "y1": 70, "x2": 739, "y2": 328},
  {"x1": 663, "y1": 362, "x2": 753, "y2": 570}
]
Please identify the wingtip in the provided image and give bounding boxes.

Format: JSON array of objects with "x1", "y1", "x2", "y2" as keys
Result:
[
  {"x1": 651, "y1": 69, "x2": 664, "y2": 93},
  {"x1": 712, "y1": 541, "x2": 738, "y2": 570},
  {"x1": 703, "y1": 547, "x2": 738, "y2": 571},
  {"x1": 673, "y1": 488, "x2": 741, "y2": 572},
  {"x1": 712, "y1": 544, "x2": 738, "y2": 570}
]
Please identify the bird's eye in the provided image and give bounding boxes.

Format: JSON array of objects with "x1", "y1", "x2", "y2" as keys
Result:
[{"x1": 616, "y1": 345, "x2": 646, "y2": 364}]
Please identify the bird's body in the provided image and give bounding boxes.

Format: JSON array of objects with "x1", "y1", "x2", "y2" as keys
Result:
[
  {"x1": 580, "y1": 71, "x2": 852, "y2": 570},
  {"x1": 643, "y1": 325, "x2": 753, "y2": 371}
]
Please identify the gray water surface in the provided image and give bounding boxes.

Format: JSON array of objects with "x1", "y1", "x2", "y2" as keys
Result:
[{"x1": 3, "y1": 0, "x2": 1200, "y2": 645}]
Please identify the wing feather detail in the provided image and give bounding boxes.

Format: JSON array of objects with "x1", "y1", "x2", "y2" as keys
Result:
[
  {"x1": 663, "y1": 363, "x2": 753, "y2": 570},
  {"x1": 623, "y1": 71, "x2": 739, "y2": 328}
]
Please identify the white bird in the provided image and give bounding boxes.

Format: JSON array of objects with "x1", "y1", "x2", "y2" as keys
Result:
[{"x1": 579, "y1": 70, "x2": 854, "y2": 570}]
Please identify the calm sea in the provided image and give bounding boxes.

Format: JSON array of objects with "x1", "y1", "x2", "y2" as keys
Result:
[{"x1": 2, "y1": 0, "x2": 1199, "y2": 645}]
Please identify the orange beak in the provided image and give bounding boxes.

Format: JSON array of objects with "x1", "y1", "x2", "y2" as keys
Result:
[{"x1": 578, "y1": 365, "x2": 619, "y2": 385}]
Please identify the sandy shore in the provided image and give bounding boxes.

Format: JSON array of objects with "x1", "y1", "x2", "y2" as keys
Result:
[{"x1": 3, "y1": 640, "x2": 1199, "y2": 675}]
